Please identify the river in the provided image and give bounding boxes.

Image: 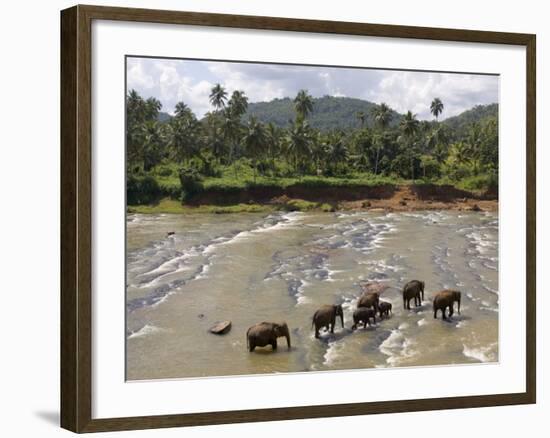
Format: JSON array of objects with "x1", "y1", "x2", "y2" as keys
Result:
[{"x1": 126, "y1": 210, "x2": 498, "y2": 380}]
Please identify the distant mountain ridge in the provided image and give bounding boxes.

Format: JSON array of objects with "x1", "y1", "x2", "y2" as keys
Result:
[
  {"x1": 244, "y1": 96, "x2": 403, "y2": 131},
  {"x1": 158, "y1": 97, "x2": 498, "y2": 134},
  {"x1": 442, "y1": 103, "x2": 498, "y2": 132}
]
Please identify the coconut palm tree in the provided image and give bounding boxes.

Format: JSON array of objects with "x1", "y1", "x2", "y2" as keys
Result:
[
  {"x1": 171, "y1": 115, "x2": 200, "y2": 164},
  {"x1": 265, "y1": 122, "x2": 281, "y2": 171},
  {"x1": 371, "y1": 103, "x2": 392, "y2": 131},
  {"x1": 356, "y1": 111, "x2": 366, "y2": 128},
  {"x1": 371, "y1": 103, "x2": 393, "y2": 174},
  {"x1": 242, "y1": 117, "x2": 267, "y2": 182},
  {"x1": 227, "y1": 90, "x2": 248, "y2": 118},
  {"x1": 430, "y1": 98, "x2": 444, "y2": 121},
  {"x1": 209, "y1": 83, "x2": 228, "y2": 111},
  {"x1": 293, "y1": 89, "x2": 314, "y2": 121},
  {"x1": 221, "y1": 115, "x2": 243, "y2": 176},
  {"x1": 142, "y1": 121, "x2": 166, "y2": 171},
  {"x1": 286, "y1": 120, "x2": 311, "y2": 173},
  {"x1": 400, "y1": 110, "x2": 420, "y2": 180},
  {"x1": 174, "y1": 102, "x2": 192, "y2": 119},
  {"x1": 328, "y1": 133, "x2": 349, "y2": 174},
  {"x1": 144, "y1": 97, "x2": 162, "y2": 120}
]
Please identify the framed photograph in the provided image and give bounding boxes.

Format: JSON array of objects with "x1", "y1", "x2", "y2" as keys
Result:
[{"x1": 60, "y1": 5, "x2": 536, "y2": 433}]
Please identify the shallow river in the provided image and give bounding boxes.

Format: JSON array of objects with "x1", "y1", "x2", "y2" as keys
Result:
[{"x1": 126, "y1": 210, "x2": 498, "y2": 380}]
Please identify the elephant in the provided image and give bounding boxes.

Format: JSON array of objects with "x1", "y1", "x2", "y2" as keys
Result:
[
  {"x1": 246, "y1": 322, "x2": 291, "y2": 352},
  {"x1": 433, "y1": 290, "x2": 461, "y2": 320},
  {"x1": 312, "y1": 304, "x2": 344, "y2": 338},
  {"x1": 357, "y1": 291, "x2": 380, "y2": 311},
  {"x1": 378, "y1": 300, "x2": 392, "y2": 318},
  {"x1": 352, "y1": 307, "x2": 377, "y2": 329},
  {"x1": 403, "y1": 280, "x2": 425, "y2": 310}
]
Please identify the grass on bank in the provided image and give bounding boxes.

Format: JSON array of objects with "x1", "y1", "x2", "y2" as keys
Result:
[{"x1": 126, "y1": 198, "x2": 338, "y2": 214}]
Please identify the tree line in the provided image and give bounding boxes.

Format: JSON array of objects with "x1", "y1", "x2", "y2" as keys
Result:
[{"x1": 126, "y1": 84, "x2": 498, "y2": 201}]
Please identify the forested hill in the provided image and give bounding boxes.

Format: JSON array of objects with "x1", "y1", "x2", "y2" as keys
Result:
[
  {"x1": 244, "y1": 96, "x2": 401, "y2": 131},
  {"x1": 158, "y1": 97, "x2": 498, "y2": 134},
  {"x1": 442, "y1": 103, "x2": 498, "y2": 133}
]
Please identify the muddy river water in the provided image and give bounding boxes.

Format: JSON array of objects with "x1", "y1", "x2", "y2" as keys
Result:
[{"x1": 126, "y1": 210, "x2": 498, "y2": 380}]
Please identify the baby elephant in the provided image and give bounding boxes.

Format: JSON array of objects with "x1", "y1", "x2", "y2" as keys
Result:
[
  {"x1": 433, "y1": 290, "x2": 461, "y2": 320},
  {"x1": 378, "y1": 300, "x2": 392, "y2": 318},
  {"x1": 246, "y1": 322, "x2": 291, "y2": 352},
  {"x1": 352, "y1": 307, "x2": 377, "y2": 330},
  {"x1": 312, "y1": 304, "x2": 344, "y2": 338}
]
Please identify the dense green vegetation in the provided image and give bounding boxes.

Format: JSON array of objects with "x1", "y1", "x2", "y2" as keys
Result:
[{"x1": 127, "y1": 85, "x2": 498, "y2": 206}]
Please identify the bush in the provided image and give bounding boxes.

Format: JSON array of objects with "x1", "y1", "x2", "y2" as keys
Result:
[
  {"x1": 178, "y1": 167, "x2": 204, "y2": 201},
  {"x1": 127, "y1": 174, "x2": 160, "y2": 205},
  {"x1": 458, "y1": 172, "x2": 498, "y2": 192},
  {"x1": 154, "y1": 165, "x2": 174, "y2": 177}
]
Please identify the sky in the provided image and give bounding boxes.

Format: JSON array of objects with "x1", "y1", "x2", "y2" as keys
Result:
[{"x1": 126, "y1": 57, "x2": 499, "y2": 120}]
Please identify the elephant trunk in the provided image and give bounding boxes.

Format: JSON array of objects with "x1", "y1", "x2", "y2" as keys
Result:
[
  {"x1": 285, "y1": 333, "x2": 291, "y2": 349},
  {"x1": 457, "y1": 297, "x2": 461, "y2": 315},
  {"x1": 340, "y1": 314, "x2": 344, "y2": 329}
]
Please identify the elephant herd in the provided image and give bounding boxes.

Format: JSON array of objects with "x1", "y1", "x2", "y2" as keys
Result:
[{"x1": 246, "y1": 280, "x2": 462, "y2": 353}]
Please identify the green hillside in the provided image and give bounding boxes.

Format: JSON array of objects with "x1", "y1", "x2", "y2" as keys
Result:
[
  {"x1": 443, "y1": 103, "x2": 498, "y2": 135},
  {"x1": 245, "y1": 96, "x2": 401, "y2": 131}
]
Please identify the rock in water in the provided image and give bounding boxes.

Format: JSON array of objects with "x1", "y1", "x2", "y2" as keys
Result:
[{"x1": 209, "y1": 320, "x2": 232, "y2": 335}]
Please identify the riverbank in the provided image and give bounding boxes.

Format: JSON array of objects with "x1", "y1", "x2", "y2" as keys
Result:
[{"x1": 127, "y1": 184, "x2": 498, "y2": 214}]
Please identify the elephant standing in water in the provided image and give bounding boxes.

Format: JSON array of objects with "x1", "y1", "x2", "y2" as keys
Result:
[
  {"x1": 403, "y1": 280, "x2": 425, "y2": 310},
  {"x1": 433, "y1": 290, "x2": 461, "y2": 320},
  {"x1": 352, "y1": 307, "x2": 377, "y2": 329},
  {"x1": 357, "y1": 292, "x2": 380, "y2": 311},
  {"x1": 312, "y1": 304, "x2": 344, "y2": 338},
  {"x1": 246, "y1": 322, "x2": 291, "y2": 352}
]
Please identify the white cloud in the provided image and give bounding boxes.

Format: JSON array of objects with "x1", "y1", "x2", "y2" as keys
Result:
[
  {"x1": 126, "y1": 58, "x2": 499, "y2": 120},
  {"x1": 176, "y1": 79, "x2": 213, "y2": 118},
  {"x1": 370, "y1": 71, "x2": 498, "y2": 119},
  {"x1": 127, "y1": 58, "x2": 154, "y2": 90}
]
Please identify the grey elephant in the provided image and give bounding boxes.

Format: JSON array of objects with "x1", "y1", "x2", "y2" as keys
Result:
[
  {"x1": 403, "y1": 280, "x2": 425, "y2": 310},
  {"x1": 357, "y1": 291, "x2": 380, "y2": 311},
  {"x1": 433, "y1": 290, "x2": 461, "y2": 320},
  {"x1": 352, "y1": 307, "x2": 377, "y2": 329},
  {"x1": 246, "y1": 322, "x2": 291, "y2": 352},
  {"x1": 378, "y1": 300, "x2": 392, "y2": 318},
  {"x1": 312, "y1": 304, "x2": 344, "y2": 338}
]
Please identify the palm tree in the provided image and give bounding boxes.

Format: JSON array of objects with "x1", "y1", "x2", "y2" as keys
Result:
[
  {"x1": 286, "y1": 120, "x2": 311, "y2": 173},
  {"x1": 293, "y1": 89, "x2": 314, "y2": 121},
  {"x1": 400, "y1": 110, "x2": 420, "y2": 180},
  {"x1": 371, "y1": 103, "x2": 393, "y2": 174},
  {"x1": 371, "y1": 103, "x2": 392, "y2": 131},
  {"x1": 265, "y1": 122, "x2": 280, "y2": 171},
  {"x1": 174, "y1": 102, "x2": 192, "y2": 119},
  {"x1": 310, "y1": 133, "x2": 328, "y2": 175},
  {"x1": 430, "y1": 98, "x2": 444, "y2": 121},
  {"x1": 221, "y1": 115, "x2": 242, "y2": 176},
  {"x1": 227, "y1": 90, "x2": 248, "y2": 118},
  {"x1": 242, "y1": 117, "x2": 266, "y2": 182},
  {"x1": 356, "y1": 111, "x2": 366, "y2": 128},
  {"x1": 126, "y1": 90, "x2": 147, "y2": 165},
  {"x1": 142, "y1": 121, "x2": 165, "y2": 171},
  {"x1": 328, "y1": 133, "x2": 349, "y2": 174},
  {"x1": 209, "y1": 83, "x2": 228, "y2": 111},
  {"x1": 171, "y1": 115, "x2": 200, "y2": 164},
  {"x1": 145, "y1": 97, "x2": 162, "y2": 120}
]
